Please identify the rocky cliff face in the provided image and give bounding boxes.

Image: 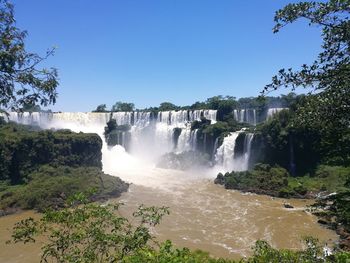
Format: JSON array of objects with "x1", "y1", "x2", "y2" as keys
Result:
[
  {"x1": 0, "y1": 123, "x2": 103, "y2": 183},
  {"x1": 0, "y1": 122, "x2": 129, "y2": 214}
]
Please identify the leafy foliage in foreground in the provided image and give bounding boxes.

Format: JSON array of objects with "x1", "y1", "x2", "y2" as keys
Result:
[
  {"x1": 243, "y1": 238, "x2": 350, "y2": 263},
  {"x1": 264, "y1": 0, "x2": 350, "y2": 129},
  {"x1": 0, "y1": 0, "x2": 58, "y2": 111},
  {"x1": 11, "y1": 193, "x2": 169, "y2": 263},
  {"x1": 10, "y1": 194, "x2": 350, "y2": 262}
]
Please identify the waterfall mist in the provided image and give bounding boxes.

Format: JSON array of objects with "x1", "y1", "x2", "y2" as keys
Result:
[
  {"x1": 0, "y1": 108, "x2": 280, "y2": 183},
  {"x1": 2, "y1": 111, "x2": 226, "y2": 186}
]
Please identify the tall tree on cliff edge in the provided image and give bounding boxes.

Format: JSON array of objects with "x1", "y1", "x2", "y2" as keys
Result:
[
  {"x1": 264, "y1": 0, "x2": 350, "y2": 128},
  {"x1": 0, "y1": 0, "x2": 58, "y2": 111}
]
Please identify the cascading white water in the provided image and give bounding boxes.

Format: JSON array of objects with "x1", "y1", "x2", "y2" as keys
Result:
[
  {"x1": 215, "y1": 132, "x2": 240, "y2": 171},
  {"x1": 1, "y1": 110, "x2": 218, "y2": 185},
  {"x1": 233, "y1": 109, "x2": 256, "y2": 126},
  {"x1": 1, "y1": 109, "x2": 217, "y2": 163},
  {"x1": 233, "y1": 107, "x2": 290, "y2": 125},
  {"x1": 189, "y1": 129, "x2": 198, "y2": 151},
  {"x1": 241, "y1": 133, "x2": 254, "y2": 170},
  {"x1": 176, "y1": 125, "x2": 193, "y2": 152},
  {"x1": 1, "y1": 110, "x2": 259, "y2": 174},
  {"x1": 214, "y1": 132, "x2": 254, "y2": 172},
  {"x1": 212, "y1": 137, "x2": 219, "y2": 161},
  {"x1": 266, "y1": 107, "x2": 288, "y2": 119}
]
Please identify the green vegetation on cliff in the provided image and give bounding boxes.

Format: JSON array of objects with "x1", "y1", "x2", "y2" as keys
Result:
[
  {"x1": 191, "y1": 118, "x2": 246, "y2": 159},
  {"x1": 0, "y1": 122, "x2": 102, "y2": 184},
  {"x1": 0, "y1": 121, "x2": 128, "y2": 213},
  {"x1": 215, "y1": 164, "x2": 350, "y2": 198},
  {"x1": 251, "y1": 107, "x2": 350, "y2": 176}
]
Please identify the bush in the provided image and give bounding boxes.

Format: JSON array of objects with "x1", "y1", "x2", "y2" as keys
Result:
[
  {"x1": 215, "y1": 164, "x2": 290, "y2": 197},
  {"x1": 10, "y1": 194, "x2": 169, "y2": 263}
]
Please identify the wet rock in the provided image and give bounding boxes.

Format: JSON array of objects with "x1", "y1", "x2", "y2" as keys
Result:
[
  {"x1": 336, "y1": 227, "x2": 350, "y2": 238},
  {"x1": 339, "y1": 237, "x2": 350, "y2": 250},
  {"x1": 284, "y1": 203, "x2": 294, "y2": 209},
  {"x1": 0, "y1": 207, "x2": 20, "y2": 217},
  {"x1": 317, "y1": 219, "x2": 329, "y2": 225},
  {"x1": 214, "y1": 173, "x2": 225, "y2": 185}
]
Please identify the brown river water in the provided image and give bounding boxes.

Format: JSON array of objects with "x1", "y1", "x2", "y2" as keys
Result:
[{"x1": 0, "y1": 167, "x2": 338, "y2": 262}]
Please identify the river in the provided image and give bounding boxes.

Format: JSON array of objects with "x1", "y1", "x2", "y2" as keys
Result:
[{"x1": 0, "y1": 166, "x2": 337, "y2": 262}]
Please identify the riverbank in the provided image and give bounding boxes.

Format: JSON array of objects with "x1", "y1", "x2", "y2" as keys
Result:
[
  {"x1": 214, "y1": 164, "x2": 350, "y2": 199},
  {"x1": 214, "y1": 164, "x2": 350, "y2": 250}
]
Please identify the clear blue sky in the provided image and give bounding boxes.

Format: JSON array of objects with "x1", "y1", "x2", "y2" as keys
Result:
[{"x1": 13, "y1": 0, "x2": 322, "y2": 112}]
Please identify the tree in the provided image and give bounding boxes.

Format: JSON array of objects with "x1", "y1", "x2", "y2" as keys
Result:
[
  {"x1": 111, "y1": 101, "x2": 135, "y2": 112},
  {"x1": 0, "y1": 0, "x2": 58, "y2": 111},
  {"x1": 264, "y1": 0, "x2": 350, "y2": 127},
  {"x1": 93, "y1": 104, "x2": 107, "y2": 112},
  {"x1": 10, "y1": 192, "x2": 169, "y2": 263},
  {"x1": 158, "y1": 102, "x2": 178, "y2": 111},
  {"x1": 205, "y1": 96, "x2": 224, "y2": 110},
  {"x1": 190, "y1": 101, "x2": 208, "y2": 110},
  {"x1": 21, "y1": 102, "x2": 41, "y2": 112}
]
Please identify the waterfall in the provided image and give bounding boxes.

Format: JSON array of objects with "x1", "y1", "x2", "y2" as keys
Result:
[
  {"x1": 3, "y1": 110, "x2": 217, "y2": 162},
  {"x1": 233, "y1": 108, "x2": 291, "y2": 124},
  {"x1": 233, "y1": 109, "x2": 257, "y2": 126},
  {"x1": 253, "y1": 110, "x2": 256, "y2": 126},
  {"x1": 233, "y1": 110, "x2": 238, "y2": 122},
  {"x1": 215, "y1": 132, "x2": 240, "y2": 171},
  {"x1": 1, "y1": 110, "x2": 260, "y2": 173},
  {"x1": 190, "y1": 129, "x2": 198, "y2": 151},
  {"x1": 176, "y1": 125, "x2": 192, "y2": 152},
  {"x1": 214, "y1": 132, "x2": 254, "y2": 172},
  {"x1": 240, "y1": 110, "x2": 245, "y2": 123},
  {"x1": 266, "y1": 107, "x2": 288, "y2": 119},
  {"x1": 212, "y1": 137, "x2": 219, "y2": 161},
  {"x1": 241, "y1": 133, "x2": 254, "y2": 170}
]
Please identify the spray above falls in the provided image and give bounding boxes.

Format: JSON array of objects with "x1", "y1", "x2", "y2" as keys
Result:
[
  {"x1": 1, "y1": 108, "x2": 261, "y2": 174},
  {"x1": 2, "y1": 110, "x2": 216, "y2": 161}
]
